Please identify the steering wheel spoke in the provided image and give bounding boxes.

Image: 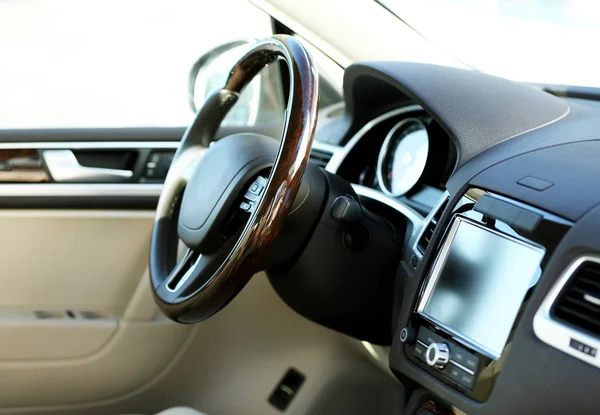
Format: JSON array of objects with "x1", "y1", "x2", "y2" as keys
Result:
[{"x1": 163, "y1": 248, "x2": 197, "y2": 293}]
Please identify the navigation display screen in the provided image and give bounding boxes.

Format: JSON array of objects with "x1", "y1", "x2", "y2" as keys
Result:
[{"x1": 418, "y1": 216, "x2": 545, "y2": 359}]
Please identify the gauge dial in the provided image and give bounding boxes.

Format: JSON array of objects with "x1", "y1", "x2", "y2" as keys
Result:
[{"x1": 377, "y1": 118, "x2": 429, "y2": 197}]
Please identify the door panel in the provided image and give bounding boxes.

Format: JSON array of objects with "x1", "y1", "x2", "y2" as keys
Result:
[
  {"x1": 0, "y1": 210, "x2": 152, "y2": 314},
  {"x1": 0, "y1": 135, "x2": 179, "y2": 408},
  {"x1": 0, "y1": 207, "x2": 194, "y2": 407},
  {"x1": 0, "y1": 123, "x2": 284, "y2": 409}
]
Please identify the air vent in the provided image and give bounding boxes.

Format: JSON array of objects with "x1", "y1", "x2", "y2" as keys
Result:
[
  {"x1": 309, "y1": 148, "x2": 333, "y2": 168},
  {"x1": 552, "y1": 261, "x2": 600, "y2": 337},
  {"x1": 417, "y1": 198, "x2": 449, "y2": 254}
]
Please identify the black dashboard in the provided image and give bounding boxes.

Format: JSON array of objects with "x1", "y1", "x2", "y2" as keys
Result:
[
  {"x1": 310, "y1": 62, "x2": 600, "y2": 414},
  {"x1": 329, "y1": 106, "x2": 455, "y2": 216}
]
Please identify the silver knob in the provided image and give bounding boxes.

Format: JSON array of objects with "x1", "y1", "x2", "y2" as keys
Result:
[{"x1": 425, "y1": 342, "x2": 450, "y2": 369}]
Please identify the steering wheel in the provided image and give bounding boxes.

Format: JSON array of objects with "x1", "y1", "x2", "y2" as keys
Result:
[{"x1": 149, "y1": 35, "x2": 319, "y2": 323}]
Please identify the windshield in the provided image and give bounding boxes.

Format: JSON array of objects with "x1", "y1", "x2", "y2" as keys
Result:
[{"x1": 380, "y1": 0, "x2": 600, "y2": 87}]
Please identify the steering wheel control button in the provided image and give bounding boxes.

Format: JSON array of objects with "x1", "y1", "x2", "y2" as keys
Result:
[
  {"x1": 239, "y1": 201, "x2": 252, "y2": 212},
  {"x1": 400, "y1": 327, "x2": 417, "y2": 345},
  {"x1": 426, "y1": 342, "x2": 450, "y2": 369},
  {"x1": 244, "y1": 176, "x2": 267, "y2": 202},
  {"x1": 240, "y1": 176, "x2": 267, "y2": 203},
  {"x1": 244, "y1": 191, "x2": 259, "y2": 202},
  {"x1": 249, "y1": 182, "x2": 261, "y2": 194}
]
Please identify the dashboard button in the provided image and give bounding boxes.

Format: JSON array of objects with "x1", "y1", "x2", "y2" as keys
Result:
[
  {"x1": 459, "y1": 372, "x2": 474, "y2": 389},
  {"x1": 450, "y1": 345, "x2": 468, "y2": 365},
  {"x1": 400, "y1": 327, "x2": 416, "y2": 345},
  {"x1": 414, "y1": 341, "x2": 427, "y2": 362},
  {"x1": 446, "y1": 364, "x2": 463, "y2": 381},
  {"x1": 464, "y1": 354, "x2": 479, "y2": 372},
  {"x1": 450, "y1": 344, "x2": 478, "y2": 372},
  {"x1": 445, "y1": 363, "x2": 475, "y2": 390},
  {"x1": 517, "y1": 176, "x2": 553, "y2": 191},
  {"x1": 417, "y1": 326, "x2": 444, "y2": 346}
]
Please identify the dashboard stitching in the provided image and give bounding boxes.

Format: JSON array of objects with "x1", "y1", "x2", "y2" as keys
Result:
[{"x1": 500, "y1": 103, "x2": 571, "y2": 143}]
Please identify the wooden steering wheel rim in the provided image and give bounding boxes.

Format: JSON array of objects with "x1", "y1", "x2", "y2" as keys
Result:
[{"x1": 149, "y1": 35, "x2": 319, "y2": 323}]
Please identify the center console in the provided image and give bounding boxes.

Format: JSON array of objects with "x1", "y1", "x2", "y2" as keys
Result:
[{"x1": 396, "y1": 188, "x2": 572, "y2": 401}]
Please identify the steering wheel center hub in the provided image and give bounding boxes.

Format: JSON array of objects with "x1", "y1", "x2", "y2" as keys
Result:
[{"x1": 177, "y1": 133, "x2": 279, "y2": 253}]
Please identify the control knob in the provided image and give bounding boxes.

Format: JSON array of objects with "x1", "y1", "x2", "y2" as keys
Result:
[{"x1": 425, "y1": 342, "x2": 450, "y2": 369}]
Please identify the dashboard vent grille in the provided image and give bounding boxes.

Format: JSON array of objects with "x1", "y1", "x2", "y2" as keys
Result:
[
  {"x1": 309, "y1": 148, "x2": 333, "y2": 168},
  {"x1": 552, "y1": 261, "x2": 600, "y2": 337},
  {"x1": 417, "y1": 198, "x2": 449, "y2": 254}
]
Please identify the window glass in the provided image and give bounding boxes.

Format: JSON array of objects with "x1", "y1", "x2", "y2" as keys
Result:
[
  {"x1": 0, "y1": 0, "x2": 275, "y2": 128},
  {"x1": 380, "y1": 0, "x2": 600, "y2": 87}
]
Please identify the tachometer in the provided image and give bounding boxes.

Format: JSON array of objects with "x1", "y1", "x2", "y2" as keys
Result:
[{"x1": 377, "y1": 118, "x2": 429, "y2": 197}]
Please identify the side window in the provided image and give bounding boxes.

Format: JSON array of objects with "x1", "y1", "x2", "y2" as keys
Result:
[
  {"x1": 0, "y1": 0, "x2": 281, "y2": 129},
  {"x1": 189, "y1": 35, "x2": 344, "y2": 128},
  {"x1": 295, "y1": 37, "x2": 344, "y2": 109},
  {"x1": 189, "y1": 42, "x2": 285, "y2": 127}
]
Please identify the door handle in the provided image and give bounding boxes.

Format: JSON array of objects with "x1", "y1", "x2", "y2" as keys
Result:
[{"x1": 43, "y1": 150, "x2": 133, "y2": 183}]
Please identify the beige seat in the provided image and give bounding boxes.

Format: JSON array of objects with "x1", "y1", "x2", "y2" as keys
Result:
[
  {"x1": 156, "y1": 408, "x2": 205, "y2": 415},
  {"x1": 125, "y1": 407, "x2": 206, "y2": 415},
  {"x1": 155, "y1": 408, "x2": 206, "y2": 415}
]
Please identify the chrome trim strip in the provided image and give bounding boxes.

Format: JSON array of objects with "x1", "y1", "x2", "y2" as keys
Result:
[
  {"x1": 417, "y1": 340, "x2": 428, "y2": 348},
  {"x1": 583, "y1": 293, "x2": 600, "y2": 307},
  {"x1": 417, "y1": 215, "x2": 545, "y2": 360},
  {"x1": 449, "y1": 359, "x2": 475, "y2": 376},
  {"x1": 417, "y1": 216, "x2": 461, "y2": 316},
  {"x1": 533, "y1": 256, "x2": 600, "y2": 369},
  {"x1": 351, "y1": 184, "x2": 423, "y2": 230},
  {"x1": 0, "y1": 141, "x2": 179, "y2": 150},
  {"x1": 44, "y1": 150, "x2": 133, "y2": 182},
  {"x1": 166, "y1": 249, "x2": 200, "y2": 293},
  {"x1": 326, "y1": 105, "x2": 423, "y2": 174},
  {"x1": 0, "y1": 141, "x2": 177, "y2": 197},
  {"x1": 0, "y1": 184, "x2": 163, "y2": 197},
  {"x1": 376, "y1": 117, "x2": 428, "y2": 198}
]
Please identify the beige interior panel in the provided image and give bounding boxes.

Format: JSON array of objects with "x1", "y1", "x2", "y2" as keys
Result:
[
  {"x1": 0, "y1": 209, "x2": 195, "y2": 409},
  {"x1": 0, "y1": 320, "x2": 192, "y2": 408},
  {"x1": 0, "y1": 210, "x2": 401, "y2": 414},
  {"x1": 8, "y1": 273, "x2": 403, "y2": 415},
  {"x1": 0, "y1": 318, "x2": 117, "y2": 360},
  {"x1": 0, "y1": 210, "x2": 154, "y2": 316}
]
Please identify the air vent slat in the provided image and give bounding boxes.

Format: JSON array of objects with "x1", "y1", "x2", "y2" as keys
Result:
[
  {"x1": 562, "y1": 296, "x2": 600, "y2": 313},
  {"x1": 575, "y1": 276, "x2": 600, "y2": 290},
  {"x1": 582, "y1": 266, "x2": 600, "y2": 278},
  {"x1": 556, "y1": 306, "x2": 600, "y2": 330},
  {"x1": 416, "y1": 198, "x2": 449, "y2": 254},
  {"x1": 552, "y1": 261, "x2": 600, "y2": 337},
  {"x1": 309, "y1": 148, "x2": 333, "y2": 168}
]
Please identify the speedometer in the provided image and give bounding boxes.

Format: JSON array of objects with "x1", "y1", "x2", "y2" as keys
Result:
[{"x1": 377, "y1": 118, "x2": 429, "y2": 197}]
